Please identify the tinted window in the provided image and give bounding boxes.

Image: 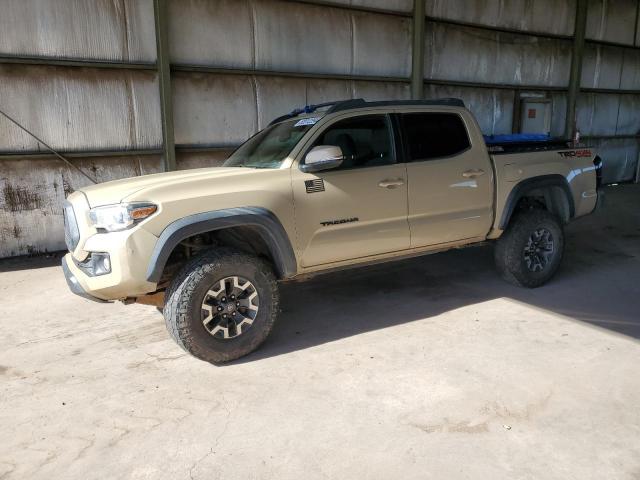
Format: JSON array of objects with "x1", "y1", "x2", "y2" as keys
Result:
[
  {"x1": 310, "y1": 115, "x2": 394, "y2": 170},
  {"x1": 402, "y1": 113, "x2": 470, "y2": 161}
]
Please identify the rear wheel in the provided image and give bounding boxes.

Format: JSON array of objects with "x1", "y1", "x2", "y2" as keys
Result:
[
  {"x1": 163, "y1": 248, "x2": 279, "y2": 364},
  {"x1": 494, "y1": 210, "x2": 564, "y2": 288}
]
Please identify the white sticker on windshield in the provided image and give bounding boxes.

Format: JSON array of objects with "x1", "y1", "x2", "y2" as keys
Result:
[{"x1": 294, "y1": 117, "x2": 320, "y2": 127}]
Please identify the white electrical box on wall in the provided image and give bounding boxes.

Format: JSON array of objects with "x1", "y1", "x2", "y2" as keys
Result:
[{"x1": 520, "y1": 98, "x2": 551, "y2": 135}]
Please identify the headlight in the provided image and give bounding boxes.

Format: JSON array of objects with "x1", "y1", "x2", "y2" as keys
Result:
[{"x1": 89, "y1": 203, "x2": 157, "y2": 232}]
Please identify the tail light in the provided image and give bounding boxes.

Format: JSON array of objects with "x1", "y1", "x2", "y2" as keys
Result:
[{"x1": 593, "y1": 156, "x2": 603, "y2": 189}]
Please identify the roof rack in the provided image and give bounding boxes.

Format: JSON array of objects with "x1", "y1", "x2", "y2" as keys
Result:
[
  {"x1": 268, "y1": 100, "x2": 346, "y2": 126},
  {"x1": 268, "y1": 98, "x2": 466, "y2": 126},
  {"x1": 327, "y1": 98, "x2": 465, "y2": 113}
]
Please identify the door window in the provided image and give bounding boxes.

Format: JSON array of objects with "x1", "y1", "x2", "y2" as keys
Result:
[
  {"x1": 308, "y1": 115, "x2": 395, "y2": 170},
  {"x1": 401, "y1": 113, "x2": 470, "y2": 161}
]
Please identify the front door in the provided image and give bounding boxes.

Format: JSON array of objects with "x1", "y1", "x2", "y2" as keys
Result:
[{"x1": 291, "y1": 114, "x2": 410, "y2": 267}]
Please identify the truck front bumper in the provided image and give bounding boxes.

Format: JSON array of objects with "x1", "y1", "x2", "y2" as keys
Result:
[
  {"x1": 61, "y1": 255, "x2": 109, "y2": 303},
  {"x1": 61, "y1": 225, "x2": 159, "y2": 301}
]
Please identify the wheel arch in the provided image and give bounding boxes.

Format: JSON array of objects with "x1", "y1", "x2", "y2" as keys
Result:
[
  {"x1": 499, "y1": 174, "x2": 575, "y2": 230},
  {"x1": 146, "y1": 207, "x2": 297, "y2": 283}
]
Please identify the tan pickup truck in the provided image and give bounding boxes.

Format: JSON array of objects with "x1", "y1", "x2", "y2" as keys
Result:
[{"x1": 62, "y1": 98, "x2": 602, "y2": 363}]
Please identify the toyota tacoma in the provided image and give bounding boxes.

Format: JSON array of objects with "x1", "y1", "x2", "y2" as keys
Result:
[{"x1": 62, "y1": 98, "x2": 602, "y2": 363}]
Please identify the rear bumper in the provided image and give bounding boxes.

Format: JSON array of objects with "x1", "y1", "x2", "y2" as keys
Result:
[{"x1": 61, "y1": 256, "x2": 109, "y2": 303}]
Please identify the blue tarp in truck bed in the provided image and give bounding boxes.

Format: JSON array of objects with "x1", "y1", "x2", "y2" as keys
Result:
[
  {"x1": 483, "y1": 134, "x2": 572, "y2": 154},
  {"x1": 484, "y1": 134, "x2": 551, "y2": 145}
]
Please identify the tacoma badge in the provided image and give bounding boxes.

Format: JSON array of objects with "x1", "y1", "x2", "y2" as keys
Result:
[{"x1": 320, "y1": 217, "x2": 359, "y2": 227}]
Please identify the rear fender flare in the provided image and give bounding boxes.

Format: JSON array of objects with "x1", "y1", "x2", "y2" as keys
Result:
[{"x1": 499, "y1": 175, "x2": 575, "y2": 230}]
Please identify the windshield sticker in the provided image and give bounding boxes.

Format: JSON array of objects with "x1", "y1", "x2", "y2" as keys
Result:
[{"x1": 294, "y1": 117, "x2": 320, "y2": 127}]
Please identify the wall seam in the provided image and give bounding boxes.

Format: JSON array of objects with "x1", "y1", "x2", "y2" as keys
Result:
[
  {"x1": 250, "y1": 75, "x2": 259, "y2": 131},
  {"x1": 598, "y1": 0, "x2": 607, "y2": 41},
  {"x1": 410, "y1": 0, "x2": 425, "y2": 99},
  {"x1": 350, "y1": 10, "x2": 356, "y2": 76},
  {"x1": 613, "y1": 47, "x2": 626, "y2": 136},
  {"x1": 249, "y1": 0, "x2": 257, "y2": 70},
  {"x1": 634, "y1": 1, "x2": 640, "y2": 47},
  {"x1": 121, "y1": 0, "x2": 131, "y2": 62},
  {"x1": 123, "y1": 72, "x2": 138, "y2": 150}
]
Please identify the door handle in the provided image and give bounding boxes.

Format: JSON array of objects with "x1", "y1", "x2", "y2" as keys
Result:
[
  {"x1": 378, "y1": 178, "x2": 405, "y2": 188},
  {"x1": 462, "y1": 169, "x2": 486, "y2": 178}
]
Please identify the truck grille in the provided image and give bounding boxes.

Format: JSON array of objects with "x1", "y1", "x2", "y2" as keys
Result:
[{"x1": 63, "y1": 202, "x2": 80, "y2": 252}]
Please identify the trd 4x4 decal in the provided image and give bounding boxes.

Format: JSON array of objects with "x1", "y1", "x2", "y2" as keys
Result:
[{"x1": 558, "y1": 150, "x2": 592, "y2": 158}]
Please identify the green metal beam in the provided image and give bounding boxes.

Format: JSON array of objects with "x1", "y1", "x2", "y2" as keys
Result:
[
  {"x1": 425, "y1": 16, "x2": 572, "y2": 42},
  {"x1": 285, "y1": 0, "x2": 410, "y2": 17},
  {"x1": 565, "y1": 0, "x2": 588, "y2": 140},
  {"x1": 172, "y1": 64, "x2": 409, "y2": 83},
  {"x1": 411, "y1": 0, "x2": 426, "y2": 100},
  {"x1": 0, "y1": 149, "x2": 162, "y2": 160},
  {"x1": 424, "y1": 78, "x2": 565, "y2": 92},
  {"x1": 153, "y1": 0, "x2": 176, "y2": 171},
  {"x1": 174, "y1": 65, "x2": 640, "y2": 95},
  {"x1": 0, "y1": 55, "x2": 156, "y2": 70}
]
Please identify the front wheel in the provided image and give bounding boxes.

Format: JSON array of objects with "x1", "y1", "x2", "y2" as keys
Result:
[
  {"x1": 494, "y1": 210, "x2": 564, "y2": 288},
  {"x1": 163, "y1": 248, "x2": 279, "y2": 364}
]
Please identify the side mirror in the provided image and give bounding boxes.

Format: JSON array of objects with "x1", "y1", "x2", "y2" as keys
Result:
[{"x1": 301, "y1": 145, "x2": 343, "y2": 173}]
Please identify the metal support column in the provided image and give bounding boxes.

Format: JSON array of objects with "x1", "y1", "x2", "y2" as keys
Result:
[
  {"x1": 565, "y1": 0, "x2": 588, "y2": 140},
  {"x1": 411, "y1": 0, "x2": 426, "y2": 100},
  {"x1": 154, "y1": 0, "x2": 176, "y2": 171},
  {"x1": 635, "y1": 2, "x2": 640, "y2": 183}
]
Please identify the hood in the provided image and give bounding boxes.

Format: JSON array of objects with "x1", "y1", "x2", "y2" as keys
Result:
[{"x1": 80, "y1": 167, "x2": 255, "y2": 207}]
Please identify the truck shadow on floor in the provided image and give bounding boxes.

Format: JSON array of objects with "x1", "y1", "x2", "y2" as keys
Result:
[{"x1": 237, "y1": 204, "x2": 640, "y2": 364}]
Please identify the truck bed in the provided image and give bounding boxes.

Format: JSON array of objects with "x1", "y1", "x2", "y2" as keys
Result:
[{"x1": 485, "y1": 136, "x2": 600, "y2": 238}]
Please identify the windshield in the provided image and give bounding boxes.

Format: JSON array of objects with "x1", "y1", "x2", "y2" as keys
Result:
[{"x1": 224, "y1": 119, "x2": 315, "y2": 169}]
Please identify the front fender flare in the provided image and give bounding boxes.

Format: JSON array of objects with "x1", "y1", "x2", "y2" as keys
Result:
[{"x1": 146, "y1": 207, "x2": 297, "y2": 283}]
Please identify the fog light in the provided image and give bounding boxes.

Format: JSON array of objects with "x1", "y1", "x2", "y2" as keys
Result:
[
  {"x1": 101, "y1": 256, "x2": 111, "y2": 272},
  {"x1": 92, "y1": 253, "x2": 112, "y2": 276}
]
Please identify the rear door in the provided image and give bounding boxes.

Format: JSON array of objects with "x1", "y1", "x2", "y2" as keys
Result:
[
  {"x1": 400, "y1": 110, "x2": 494, "y2": 247},
  {"x1": 291, "y1": 113, "x2": 410, "y2": 267}
]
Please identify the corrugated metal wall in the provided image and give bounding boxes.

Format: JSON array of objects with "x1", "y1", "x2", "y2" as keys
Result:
[
  {"x1": 0, "y1": 0, "x2": 163, "y2": 257},
  {"x1": 423, "y1": 0, "x2": 640, "y2": 185},
  {"x1": 580, "y1": 0, "x2": 640, "y2": 182},
  {"x1": 1, "y1": 0, "x2": 638, "y2": 258}
]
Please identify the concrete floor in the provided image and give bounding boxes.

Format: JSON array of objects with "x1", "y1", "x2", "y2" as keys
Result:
[{"x1": 1, "y1": 184, "x2": 639, "y2": 480}]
